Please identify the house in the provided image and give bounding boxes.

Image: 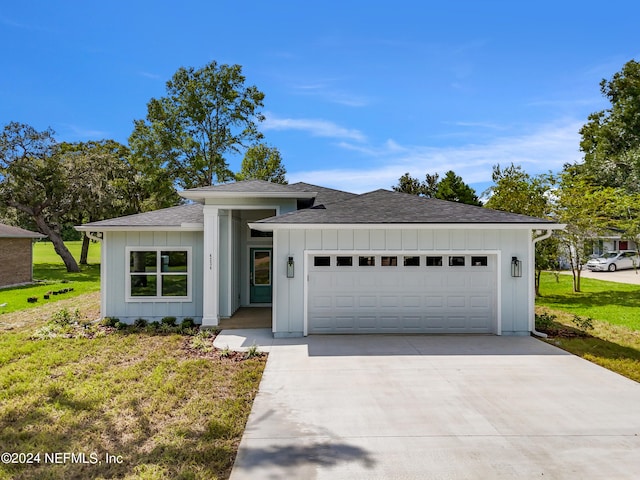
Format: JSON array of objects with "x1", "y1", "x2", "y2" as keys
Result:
[
  {"x1": 0, "y1": 223, "x2": 46, "y2": 288},
  {"x1": 589, "y1": 230, "x2": 638, "y2": 256},
  {"x1": 76, "y1": 180, "x2": 564, "y2": 337}
]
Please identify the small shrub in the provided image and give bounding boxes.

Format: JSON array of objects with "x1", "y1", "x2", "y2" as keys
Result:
[
  {"x1": 43, "y1": 294, "x2": 50, "y2": 300},
  {"x1": 220, "y1": 345, "x2": 231, "y2": 358},
  {"x1": 190, "y1": 333, "x2": 213, "y2": 352},
  {"x1": 101, "y1": 317, "x2": 119, "y2": 327},
  {"x1": 52, "y1": 308, "x2": 81, "y2": 326},
  {"x1": 198, "y1": 328, "x2": 217, "y2": 338},
  {"x1": 161, "y1": 316, "x2": 177, "y2": 327},
  {"x1": 245, "y1": 342, "x2": 260, "y2": 359},
  {"x1": 181, "y1": 318, "x2": 195, "y2": 328},
  {"x1": 133, "y1": 318, "x2": 148, "y2": 328},
  {"x1": 572, "y1": 314, "x2": 594, "y2": 331},
  {"x1": 535, "y1": 312, "x2": 556, "y2": 330},
  {"x1": 27, "y1": 297, "x2": 38, "y2": 303},
  {"x1": 114, "y1": 321, "x2": 128, "y2": 331},
  {"x1": 31, "y1": 324, "x2": 60, "y2": 340}
]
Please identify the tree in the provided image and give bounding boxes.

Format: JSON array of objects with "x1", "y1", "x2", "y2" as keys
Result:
[
  {"x1": 58, "y1": 140, "x2": 141, "y2": 264},
  {"x1": 555, "y1": 167, "x2": 621, "y2": 292},
  {"x1": 435, "y1": 170, "x2": 482, "y2": 206},
  {"x1": 0, "y1": 122, "x2": 80, "y2": 272},
  {"x1": 392, "y1": 172, "x2": 426, "y2": 196},
  {"x1": 392, "y1": 171, "x2": 480, "y2": 205},
  {"x1": 236, "y1": 144, "x2": 287, "y2": 183},
  {"x1": 579, "y1": 59, "x2": 640, "y2": 192},
  {"x1": 129, "y1": 61, "x2": 266, "y2": 190},
  {"x1": 484, "y1": 164, "x2": 558, "y2": 295}
]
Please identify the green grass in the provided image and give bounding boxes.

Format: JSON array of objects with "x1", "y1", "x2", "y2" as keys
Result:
[
  {"x1": 535, "y1": 271, "x2": 640, "y2": 382},
  {"x1": 0, "y1": 241, "x2": 100, "y2": 315},
  {"x1": 536, "y1": 271, "x2": 640, "y2": 330},
  {"x1": 0, "y1": 298, "x2": 266, "y2": 480}
]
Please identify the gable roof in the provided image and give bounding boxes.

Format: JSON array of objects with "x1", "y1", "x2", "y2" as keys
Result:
[
  {"x1": 0, "y1": 223, "x2": 46, "y2": 238},
  {"x1": 76, "y1": 204, "x2": 204, "y2": 230},
  {"x1": 180, "y1": 179, "x2": 317, "y2": 202},
  {"x1": 255, "y1": 189, "x2": 557, "y2": 226},
  {"x1": 77, "y1": 182, "x2": 561, "y2": 231}
]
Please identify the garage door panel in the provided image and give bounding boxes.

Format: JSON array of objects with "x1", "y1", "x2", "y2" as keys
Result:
[
  {"x1": 308, "y1": 254, "x2": 497, "y2": 334},
  {"x1": 380, "y1": 296, "x2": 399, "y2": 307},
  {"x1": 446, "y1": 275, "x2": 467, "y2": 288},
  {"x1": 335, "y1": 296, "x2": 355, "y2": 308},
  {"x1": 470, "y1": 296, "x2": 490, "y2": 308},
  {"x1": 425, "y1": 296, "x2": 444, "y2": 307},
  {"x1": 357, "y1": 316, "x2": 377, "y2": 329},
  {"x1": 402, "y1": 296, "x2": 421, "y2": 308},
  {"x1": 335, "y1": 316, "x2": 356, "y2": 329},
  {"x1": 447, "y1": 296, "x2": 466, "y2": 308},
  {"x1": 312, "y1": 296, "x2": 333, "y2": 308},
  {"x1": 403, "y1": 316, "x2": 422, "y2": 329},
  {"x1": 447, "y1": 316, "x2": 468, "y2": 329},
  {"x1": 359, "y1": 296, "x2": 377, "y2": 307}
]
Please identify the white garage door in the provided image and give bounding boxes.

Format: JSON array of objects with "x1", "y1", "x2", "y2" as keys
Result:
[{"x1": 307, "y1": 253, "x2": 497, "y2": 334}]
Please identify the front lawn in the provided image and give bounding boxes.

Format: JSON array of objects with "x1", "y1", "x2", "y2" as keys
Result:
[
  {"x1": 0, "y1": 294, "x2": 266, "y2": 480},
  {"x1": 0, "y1": 241, "x2": 100, "y2": 315},
  {"x1": 535, "y1": 271, "x2": 640, "y2": 382},
  {"x1": 536, "y1": 271, "x2": 640, "y2": 330}
]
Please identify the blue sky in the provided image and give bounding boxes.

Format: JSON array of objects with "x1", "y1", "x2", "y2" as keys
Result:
[{"x1": 1, "y1": 1, "x2": 639, "y2": 195}]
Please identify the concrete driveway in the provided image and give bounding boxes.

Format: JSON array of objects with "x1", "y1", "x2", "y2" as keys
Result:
[
  {"x1": 562, "y1": 268, "x2": 640, "y2": 285},
  {"x1": 228, "y1": 334, "x2": 640, "y2": 479}
]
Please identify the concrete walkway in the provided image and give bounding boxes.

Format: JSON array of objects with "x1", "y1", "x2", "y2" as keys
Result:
[{"x1": 224, "y1": 332, "x2": 640, "y2": 479}]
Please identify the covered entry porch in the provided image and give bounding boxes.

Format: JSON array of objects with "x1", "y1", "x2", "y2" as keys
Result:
[{"x1": 219, "y1": 307, "x2": 272, "y2": 329}]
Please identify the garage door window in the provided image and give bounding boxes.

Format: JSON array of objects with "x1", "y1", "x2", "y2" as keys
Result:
[
  {"x1": 426, "y1": 256, "x2": 443, "y2": 267},
  {"x1": 472, "y1": 256, "x2": 488, "y2": 266},
  {"x1": 336, "y1": 256, "x2": 353, "y2": 266},
  {"x1": 449, "y1": 256, "x2": 466, "y2": 266},
  {"x1": 381, "y1": 256, "x2": 398, "y2": 266},
  {"x1": 404, "y1": 256, "x2": 420, "y2": 266},
  {"x1": 314, "y1": 256, "x2": 331, "y2": 267},
  {"x1": 359, "y1": 256, "x2": 376, "y2": 266}
]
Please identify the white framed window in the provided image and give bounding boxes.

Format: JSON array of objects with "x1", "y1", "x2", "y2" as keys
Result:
[{"x1": 126, "y1": 247, "x2": 192, "y2": 302}]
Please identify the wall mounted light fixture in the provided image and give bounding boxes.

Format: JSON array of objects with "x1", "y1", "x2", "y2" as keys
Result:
[
  {"x1": 287, "y1": 256, "x2": 295, "y2": 278},
  {"x1": 511, "y1": 256, "x2": 522, "y2": 277}
]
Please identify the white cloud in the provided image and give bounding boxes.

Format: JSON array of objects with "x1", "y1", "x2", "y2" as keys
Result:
[
  {"x1": 263, "y1": 114, "x2": 367, "y2": 142},
  {"x1": 289, "y1": 119, "x2": 583, "y2": 193},
  {"x1": 61, "y1": 124, "x2": 110, "y2": 140}
]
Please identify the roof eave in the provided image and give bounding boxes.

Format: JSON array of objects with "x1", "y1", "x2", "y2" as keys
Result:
[
  {"x1": 75, "y1": 224, "x2": 204, "y2": 232},
  {"x1": 179, "y1": 190, "x2": 318, "y2": 202},
  {"x1": 249, "y1": 222, "x2": 566, "y2": 231}
]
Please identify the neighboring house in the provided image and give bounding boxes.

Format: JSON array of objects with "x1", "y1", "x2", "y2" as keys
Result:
[
  {"x1": 0, "y1": 223, "x2": 45, "y2": 288},
  {"x1": 76, "y1": 180, "x2": 564, "y2": 337},
  {"x1": 589, "y1": 231, "x2": 638, "y2": 256}
]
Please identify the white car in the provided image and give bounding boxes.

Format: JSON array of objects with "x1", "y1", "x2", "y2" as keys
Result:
[{"x1": 585, "y1": 250, "x2": 639, "y2": 272}]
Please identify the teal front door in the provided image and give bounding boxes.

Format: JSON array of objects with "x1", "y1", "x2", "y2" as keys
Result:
[{"x1": 250, "y1": 248, "x2": 272, "y2": 303}]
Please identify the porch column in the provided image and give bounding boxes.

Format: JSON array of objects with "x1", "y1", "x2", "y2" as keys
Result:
[{"x1": 202, "y1": 206, "x2": 219, "y2": 326}]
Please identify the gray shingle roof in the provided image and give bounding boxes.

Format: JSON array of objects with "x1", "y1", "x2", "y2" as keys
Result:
[
  {"x1": 80, "y1": 204, "x2": 204, "y2": 228},
  {"x1": 287, "y1": 182, "x2": 357, "y2": 206},
  {"x1": 0, "y1": 223, "x2": 45, "y2": 238},
  {"x1": 257, "y1": 189, "x2": 556, "y2": 225},
  {"x1": 184, "y1": 179, "x2": 307, "y2": 194},
  {"x1": 78, "y1": 184, "x2": 556, "y2": 230}
]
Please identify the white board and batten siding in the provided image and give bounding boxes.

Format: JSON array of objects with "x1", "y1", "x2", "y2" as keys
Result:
[
  {"x1": 103, "y1": 231, "x2": 204, "y2": 323},
  {"x1": 273, "y1": 228, "x2": 531, "y2": 337}
]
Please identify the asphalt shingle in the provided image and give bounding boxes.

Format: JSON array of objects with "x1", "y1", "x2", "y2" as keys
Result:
[
  {"x1": 257, "y1": 189, "x2": 555, "y2": 224},
  {"x1": 0, "y1": 223, "x2": 45, "y2": 238}
]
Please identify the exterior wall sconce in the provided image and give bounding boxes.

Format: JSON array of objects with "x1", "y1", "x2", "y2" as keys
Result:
[
  {"x1": 286, "y1": 256, "x2": 295, "y2": 278},
  {"x1": 511, "y1": 256, "x2": 522, "y2": 277}
]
